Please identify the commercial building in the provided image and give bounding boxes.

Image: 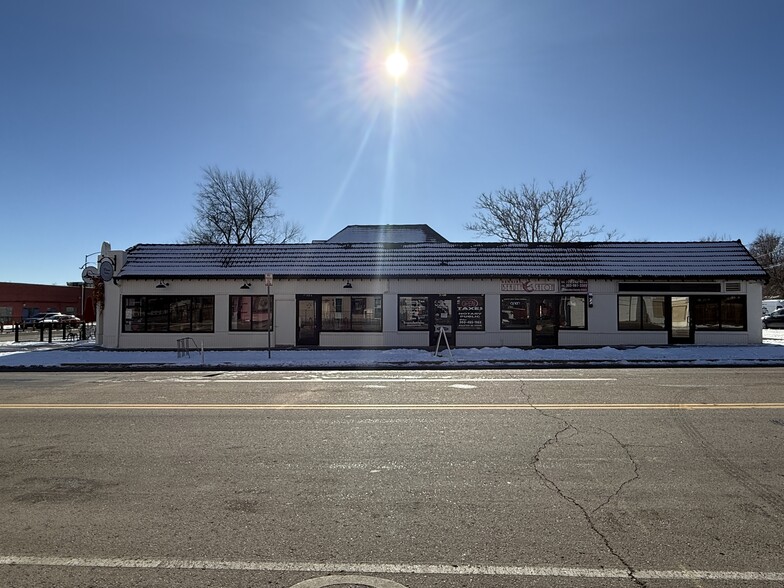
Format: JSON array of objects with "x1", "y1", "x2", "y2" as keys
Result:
[
  {"x1": 96, "y1": 225, "x2": 767, "y2": 350},
  {"x1": 0, "y1": 282, "x2": 96, "y2": 327}
]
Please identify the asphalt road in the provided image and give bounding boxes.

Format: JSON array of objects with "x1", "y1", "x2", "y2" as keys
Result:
[{"x1": 0, "y1": 368, "x2": 783, "y2": 588}]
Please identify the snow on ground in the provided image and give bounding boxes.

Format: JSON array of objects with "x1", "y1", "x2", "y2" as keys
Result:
[{"x1": 1, "y1": 330, "x2": 784, "y2": 368}]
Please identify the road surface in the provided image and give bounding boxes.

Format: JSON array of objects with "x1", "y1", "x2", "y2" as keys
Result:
[{"x1": 1, "y1": 368, "x2": 783, "y2": 587}]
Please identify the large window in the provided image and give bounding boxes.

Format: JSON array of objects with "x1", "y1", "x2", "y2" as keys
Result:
[
  {"x1": 560, "y1": 296, "x2": 587, "y2": 329},
  {"x1": 456, "y1": 296, "x2": 485, "y2": 330},
  {"x1": 618, "y1": 296, "x2": 666, "y2": 330},
  {"x1": 230, "y1": 295, "x2": 273, "y2": 331},
  {"x1": 322, "y1": 295, "x2": 382, "y2": 332},
  {"x1": 693, "y1": 296, "x2": 746, "y2": 330},
  {"x1": 123, "y1": 296, "x2": 214, "y2": 333},
  {"x1": 501, "y1": 296, "x2": 530, "y2": 329},
  {"x1": 399, "y1": 296, "x2": 429, "y2": 330},
  {"x1": 399, "y1": 295, "x2": 486, "y2": 331}
]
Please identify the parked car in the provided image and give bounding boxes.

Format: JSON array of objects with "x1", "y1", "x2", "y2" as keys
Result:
[
  {"x1": 60, "y1": 314, "x2": 83, "y2": 326},
  {"x1": 38, "y1": 313, "x2": 82, "y2": 327},
  {"x1": 762, "y1": 309, "x2": 784, "y2": 329},
  {"x1": 22, "y1": 312, "x2": 61, "y2": 329}
]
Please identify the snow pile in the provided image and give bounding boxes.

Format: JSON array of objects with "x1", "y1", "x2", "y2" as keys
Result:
[{"x1": 1, "y1": 330, "x2": 783, "y2": 369}]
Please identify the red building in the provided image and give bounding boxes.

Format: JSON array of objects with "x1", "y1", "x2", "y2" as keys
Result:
[{"x1": 0, "y1": 282, "x2": 95, "y2": 327}]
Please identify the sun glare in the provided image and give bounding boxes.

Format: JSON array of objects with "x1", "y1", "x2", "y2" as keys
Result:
[{"x1": 385, "y1": 50, "x2": 409, "y2": 79}]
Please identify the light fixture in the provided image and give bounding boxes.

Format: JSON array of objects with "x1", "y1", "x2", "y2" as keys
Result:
[
  {"x1": 240, "y1": 280, "x2": 251, "y2": 290},
  {"x1": 588, "y1": 293, "x2": 593, "y2": 308},
  {"x1": 343, "y1": 280, "x2": 352, "y2": 289},
  {"x1": 156, "y1": 280, "x2": 169, "y2": 289}
]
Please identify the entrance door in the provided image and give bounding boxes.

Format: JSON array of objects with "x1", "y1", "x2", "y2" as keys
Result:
[
  {"x1": 296, "y1": 297, "x2": 319, "y2": 346},
  {"x1": 430, "y1": 296, "x2": 455, "y2": 346},
  {"x1": 532, "y1": 296, "x2": 559, "y2": 346},
  {"x1": 669, "y1": 296, "x2": 694, "y2": 344}
]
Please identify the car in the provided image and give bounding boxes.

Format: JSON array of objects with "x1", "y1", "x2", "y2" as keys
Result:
[
  {"x1": 38, "y1": 313, "x2": 82, "y2": 327},
  {"x1": 59, "y1": 314, "x2": 83, "y2": 326},
  {"x1": 762, "y1": 308, "x2": 784, "y2": 329},
  {"x1": 22, "y1": 312, "x2": 61, "y2": 329}
]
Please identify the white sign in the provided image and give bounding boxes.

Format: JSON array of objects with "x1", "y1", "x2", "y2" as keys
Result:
[
  {"x1": 99, "y1": 259, "x2": 114, "y2": 281},
  {"x1": 501, "y1": 279, "x2": 557, "y2": 293},
  {"x1": 264, "y1": 274, "x2": 273, "y2": 287},
  {"x1": 81, "y1": 266, "x2": 99, "y2": 283}
]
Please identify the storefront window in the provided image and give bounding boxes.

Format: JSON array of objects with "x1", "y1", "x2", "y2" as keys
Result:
[
  {"x1": 230, "y1": 295, "x2": 272, "y2": 331},
  {"x1": 322, "y1": 295, "x2": 382, "y2": 332},
  {"x1": 457, "y1": 296, "x2": 485, "y2": 331},
  {"x1": 123, "y1": 296, "x2": 215, "y2": 333},
  {"x1": 618, "y1": 296, "x2": 666, "y2": 330},
  {"x1": 501, "y1": 296, "x2": 530, "y2": 329},
  {"x1": 399, "y1": 296, "x2": 429, "y2": 330},
  {"x1": 192, "y1": 297, "x2": 214, "y2": 332},
  {"x1": 560, "y1": 296, "x2": 587, "y2": 329},
  {"x1": 693, "y1": 296, "x2": 746, "y2": 330}
]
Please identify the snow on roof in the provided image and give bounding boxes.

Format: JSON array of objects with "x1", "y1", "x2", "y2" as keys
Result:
[{"x1": 116, "y1": 240, "x2": 767, "y2": 280}]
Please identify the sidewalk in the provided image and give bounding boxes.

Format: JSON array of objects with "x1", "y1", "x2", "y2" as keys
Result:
[{"x1": 2, "y1": 332, "x2": 784, "y2": 370}]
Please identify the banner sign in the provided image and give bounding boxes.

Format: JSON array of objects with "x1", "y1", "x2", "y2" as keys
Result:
[
  {"x1": 501, "y1": 279, "x2": 558, "y2": 293},
  {"x1": 559, "y1": 279, "x2": 589, "y2": 292}
]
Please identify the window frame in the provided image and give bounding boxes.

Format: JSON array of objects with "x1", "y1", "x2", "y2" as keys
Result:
[
  {"x1": 500, "y1": 295, "x2": 531, "y2": 330},
  {"x1": 122, "y1": 295, "x2": 215, "y2": 333},
  {"x1": 398, "y1": 295, "x2": 430, "y2": 331},
  {"x1": 559, "y1": 295, "x2": 588, "y2": 330},
  {"x1": 692, "y1": 295, "x2": 747, "y2": 331},
  {"x1": 320, "y1": 295, "x2": 383, "y2": 332},
  {"x1": 229, "y1": 295, "x2": 274, "y2": 332},
  {"x1": 617, "y1": 295, "x2": 667, "y2": 331}
]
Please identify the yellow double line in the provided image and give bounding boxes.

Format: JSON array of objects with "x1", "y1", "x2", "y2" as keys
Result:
[{"x1": 1, "y1": 402, "x2": 783, "y2": 411}]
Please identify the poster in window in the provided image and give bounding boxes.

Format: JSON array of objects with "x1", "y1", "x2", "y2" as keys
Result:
[
  {"x1": 457, "y1": 296, "x2": 484, "y2": 330},
  {"x1": 399, "y1": 296, "x2": 428, "y2": 329}
]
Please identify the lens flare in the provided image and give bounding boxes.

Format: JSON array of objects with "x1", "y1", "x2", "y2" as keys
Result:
[{"x1": 385, "y1": 50, "x2": 409, "y2": 78}]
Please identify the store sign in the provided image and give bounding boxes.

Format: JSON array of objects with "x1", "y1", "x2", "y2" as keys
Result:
[
  {"x1": 560, "y1": 279, "x2": 589, "y2": 292},
  {"x1": 501, "y1": 279, "x2": 557, "y2": 293},
  {"x1": 457, "y1": 296, "x2": 484, "y2": 330}
]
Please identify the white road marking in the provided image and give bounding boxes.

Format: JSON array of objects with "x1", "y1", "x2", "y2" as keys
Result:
[
  {"x1": 122, "y1": 376, "x2": 617, "y2": 384},
  {"x1": 2, "y1": 402, "x2": 783, "y2": 411},
  {"x1": 1, "y1": 555, "x2": 782, "y2": 582},
  {"x1": 290, "y1": 575, "x2": 407, "y2": 587},
  {"x1": 448, "y1": 384, "x2": 477, "y2": 389}
]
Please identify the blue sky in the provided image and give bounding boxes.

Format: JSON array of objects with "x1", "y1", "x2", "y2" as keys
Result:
[{"x1": 2, "y1": 0, "x2": 783, "y2": 285}]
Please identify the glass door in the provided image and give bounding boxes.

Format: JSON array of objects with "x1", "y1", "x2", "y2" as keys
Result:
[
  {"x1": 430, "y1": 296, "x2": 455, "y2": 346},
  {"x1": 669, "y1": 296, "x2": 694, "y2": 344},
  {"x1": 296, "y1": 296, "x2": 319, "y2": 346},
  {"x1": 532, "y1": 296, "x2": 559, "y2": 346}
]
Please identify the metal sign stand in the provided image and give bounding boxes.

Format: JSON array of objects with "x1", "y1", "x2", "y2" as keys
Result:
[{"x1": 433, "y1": 326, "x2": 453, "y2": 359}]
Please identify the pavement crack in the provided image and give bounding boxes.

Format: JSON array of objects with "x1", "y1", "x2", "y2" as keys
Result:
[
  {"x1": 590, "y1": 427, "x2": 641, "y2": 514},
  {"x1": 526, "y1": 394, "x2": 647, "y2": 587}
]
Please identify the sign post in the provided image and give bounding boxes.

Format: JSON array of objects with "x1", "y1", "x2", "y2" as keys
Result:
[{"x1": 265, "y1": 274, "x2": 273, "y2": 359}]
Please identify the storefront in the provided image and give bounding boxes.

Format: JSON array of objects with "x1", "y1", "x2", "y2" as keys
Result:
[{"x1": 95, "y1": 226, "x2": 767, "y2": 350}]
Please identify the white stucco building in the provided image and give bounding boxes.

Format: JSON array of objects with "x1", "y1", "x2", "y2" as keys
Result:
[{"x1": 95, "y1": 225, "x2": 767, "y2": 350}]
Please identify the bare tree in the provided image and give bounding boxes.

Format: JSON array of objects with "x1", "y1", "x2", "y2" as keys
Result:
[
  {"x1": 749, "y1": 229, "x2": 784, "y2": 297},
  {"x1": 183, "y1": 166, "x2": 305, "y2": 245},
  {"x1": 699, "y1": 233, "x2": 734, "y2": 242},
  {"x1": 465, "y1": 171, "x2": 617, "y2": 242}
]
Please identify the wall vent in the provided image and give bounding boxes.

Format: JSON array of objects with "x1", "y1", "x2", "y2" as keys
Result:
[{"x1": 725, "y1": 282, "x2": 741, "y2": 292}]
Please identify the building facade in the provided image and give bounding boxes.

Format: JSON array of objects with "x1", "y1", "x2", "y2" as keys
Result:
[
  {"x1": 0, "y1": 282, "x2": 96, "y2": 327},
  {"x1": 96, "y1": 226, "x2": 767, "y2": 350}
]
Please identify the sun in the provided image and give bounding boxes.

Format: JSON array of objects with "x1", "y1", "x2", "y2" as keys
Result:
[{"x1": 385, "y1": 50, "x2": 409, "y2": 79}]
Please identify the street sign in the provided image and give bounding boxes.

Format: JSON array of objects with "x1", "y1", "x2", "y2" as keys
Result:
[
  {"x1": 81, "y1": 266, "x2": 99, "y2": 283},
  {"x1": 99, "y1": 260, "x2": 114, "y2": 281}
]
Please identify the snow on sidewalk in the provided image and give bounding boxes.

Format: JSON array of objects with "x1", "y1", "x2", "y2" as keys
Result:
[{"x1": 1, "y1": 330, "x2": 784, "y2": 369}]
